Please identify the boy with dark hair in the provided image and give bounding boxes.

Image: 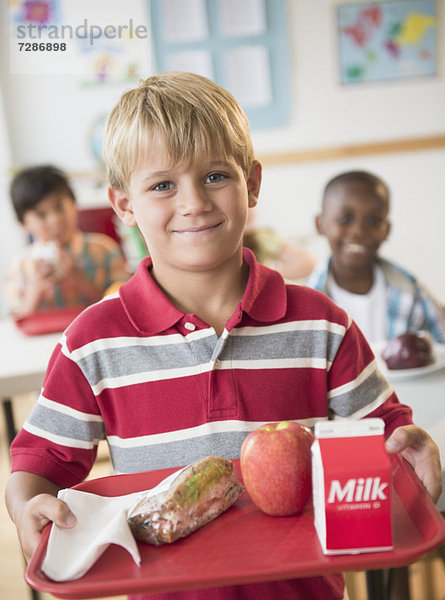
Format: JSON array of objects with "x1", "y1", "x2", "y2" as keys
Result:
[
  {"x1": 6, "y1": 75, "x2": 441, "y2": 600},
  {"x1": 4, "y1": 164, "x2": 129, "y2": 316},
  {"x1": 308, "y1": 170, "x2": 445, "y2": 343}
]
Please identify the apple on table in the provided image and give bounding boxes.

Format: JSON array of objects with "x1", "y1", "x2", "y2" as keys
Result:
[
  {"x1": 240, "y1": 421, "x2": 314, "y2": 516},
  {"x1": 382, "y1": 331, "x2": 434, "y2": 370}
]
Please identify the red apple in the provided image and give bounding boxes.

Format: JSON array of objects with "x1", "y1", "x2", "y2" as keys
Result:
[
  {"x1": 240, "y1": 421, "x2": 314, "y2": 516},
  {"x1": 382, "y1": 331, "x2": 434, "y2": 370}
]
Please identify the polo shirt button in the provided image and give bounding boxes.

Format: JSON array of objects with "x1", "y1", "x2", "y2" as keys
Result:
[
  {"x1": 184, "y1": 322, "x2": 196, "y2": 331},
  {"x1": 214, "y1": 359, "x2": 221, "y2": 369}
]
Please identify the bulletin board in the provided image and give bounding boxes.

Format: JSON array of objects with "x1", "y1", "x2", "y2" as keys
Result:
[{"x1": 150, "y1": 0, "x2": 290, "y2": 130}]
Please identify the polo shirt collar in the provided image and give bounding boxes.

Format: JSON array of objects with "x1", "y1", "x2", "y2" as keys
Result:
[
  {"x1": 119, "y1": 250, "x2": 287, "y2": 335},
  {"x1": 240, "y1": 248, "x2": 287, "y2": 323},
  {"x1": 119, "y1": 257, "x2": 183, "y2": 335}
]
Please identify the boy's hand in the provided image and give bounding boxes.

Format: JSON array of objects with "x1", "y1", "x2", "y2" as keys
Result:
[
  {"x1": 15, "y1": 494, "x2": 77, "y2": 562},
  {"x1": 32, "y1": 257, "x2": 57, "y2": 280},
  {"x1": 386, "y1": 425, "x2": 442, "y2": 503},
  {"x1": 17, "y1": 259, "x2": 57, "y2": 316}
]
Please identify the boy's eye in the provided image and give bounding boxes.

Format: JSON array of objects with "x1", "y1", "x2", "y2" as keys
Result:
[
  {"x1": 152, "y1": 181, "x2": 174, "y2": 192},
  {"x1": 366, "y1": 216, "x2": 383, "y2": 227},
  {"x1": 337, "y1": 214, "x2": 353, "y2": 225},
  {"x1": 205, "y1": 172, "x2": 226, "y2": 184}
]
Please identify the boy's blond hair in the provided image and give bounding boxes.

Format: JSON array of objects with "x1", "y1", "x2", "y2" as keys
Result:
[{"x1": 103, "y1": 72, "x2": 254, "y2": 192}]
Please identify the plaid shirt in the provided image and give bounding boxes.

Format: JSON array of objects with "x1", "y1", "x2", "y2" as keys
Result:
[
  {"x1": 306, "y1": 257, "x2": 445, "y2": 343},
  {"x1": 4, "y1": 231, "x2": 129, "y2": 315}
]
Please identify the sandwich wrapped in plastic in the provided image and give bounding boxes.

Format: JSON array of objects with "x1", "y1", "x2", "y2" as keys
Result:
[{"x1": 127, "y1": 456, "x2": 244, "y2": 545}]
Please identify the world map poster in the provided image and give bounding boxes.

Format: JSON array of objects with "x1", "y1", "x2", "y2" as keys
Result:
[{"x1": 337, "y1": 0, "x2": 438, "y2": 84}]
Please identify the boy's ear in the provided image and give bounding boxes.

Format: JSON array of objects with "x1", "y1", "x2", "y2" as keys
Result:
[
  {"x1": 108, "y1": 187, "x2": 137, "y2": 227},
  {"x1": 21, "y1": 217, "x2": 34, "y2": 236},
  {"x1": 247, "y1": 161, "x2": 262, "y2": 208},
  {"x1": 315, "y1": 213, "x2": 325, "y2": 235}
]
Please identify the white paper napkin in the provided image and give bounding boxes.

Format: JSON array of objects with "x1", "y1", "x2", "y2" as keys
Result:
[{"x1": 42, "y1": 468, "x2": 185, "y2": 582}]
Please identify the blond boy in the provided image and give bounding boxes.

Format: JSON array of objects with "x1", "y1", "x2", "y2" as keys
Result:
[{"x1": 6, "y1": 73, "x2": 441, "y2": 600}]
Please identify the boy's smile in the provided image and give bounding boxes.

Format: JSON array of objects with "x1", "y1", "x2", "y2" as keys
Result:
[
  {"x1": 171, "y1": 223, "x2": 224, "y2": 240},
  {"x1": 342, "y1": 242, "x2": 368, "y2": 255}
]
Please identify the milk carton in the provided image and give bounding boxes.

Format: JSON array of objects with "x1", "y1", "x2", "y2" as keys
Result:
[{"x1": 312, "y1": 418, "x2": 392, "y2": 555}]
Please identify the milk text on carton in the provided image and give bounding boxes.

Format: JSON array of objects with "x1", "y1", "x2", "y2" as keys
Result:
[{"x1": 328, "y1": 477, "x2": 389, "y2": 503}]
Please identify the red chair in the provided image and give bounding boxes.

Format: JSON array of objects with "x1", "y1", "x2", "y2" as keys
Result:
[{"x1": 77, "y1": 206, "x2": 121, "y2": 245}]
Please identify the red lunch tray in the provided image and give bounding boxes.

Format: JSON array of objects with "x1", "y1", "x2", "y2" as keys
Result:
[
  {"x1": 14, "y1": 307, "x2": 84, "y2": 336},
  {"x1": 25, "y1": 455, "x2": 445, "y2": 599}
]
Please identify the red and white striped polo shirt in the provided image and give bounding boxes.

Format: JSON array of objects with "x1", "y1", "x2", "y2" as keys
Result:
[{"x1": 11, "y1": 249, "x2": 411, "y2": 488}]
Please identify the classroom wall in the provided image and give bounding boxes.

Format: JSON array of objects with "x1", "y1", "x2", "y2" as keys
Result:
[
  {"x1": 253, "y1": 1, "x2": 445, "y2": 302},
  {"x1": 0, "y1": 79, "x2": 27, "y2": 299},
  {"x1": 1, "y1": 0, "x2": 444, "y2": 305}
]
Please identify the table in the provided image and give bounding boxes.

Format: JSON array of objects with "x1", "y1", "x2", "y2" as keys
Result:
[
  {"x1": 0, "y1": 318, "x2": 61, "y2": 445},
  {"x1": 372, "y1": 347, "x2": 445, "y2": 599},
  {"x1": 374, "y1": 352, "x2": 445, "y2": 512},
  {"x1": 0, "y1": 318, "x2": 61, "y2": 600}
]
